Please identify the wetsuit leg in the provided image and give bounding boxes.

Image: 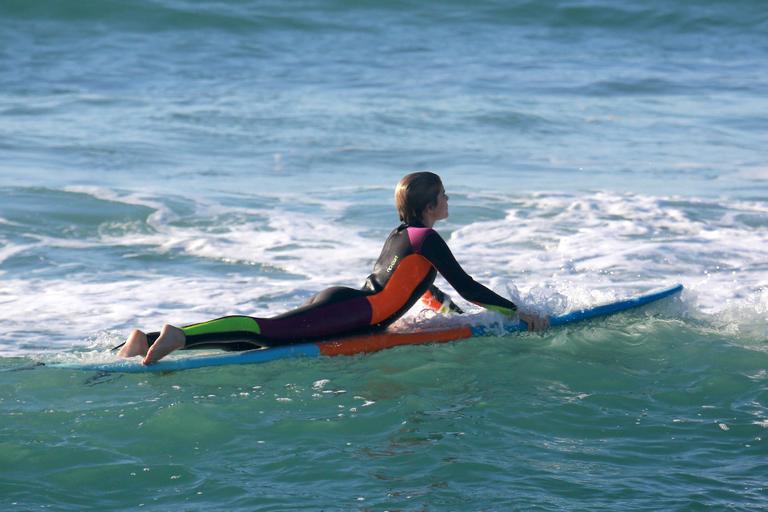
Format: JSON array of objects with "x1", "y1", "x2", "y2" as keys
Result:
[
  {"x1": 146, "y1": 315, "x2": 265, "y2": 350},
  {"x1": 258, "y1": 287, "x2": 375, "y2": 345},
  {"x1": 145, "y1": 287, "x2": 376, "y2": 350},
  {"x1": 276, "y1": 286, "x2": 370, "y2": 317}
]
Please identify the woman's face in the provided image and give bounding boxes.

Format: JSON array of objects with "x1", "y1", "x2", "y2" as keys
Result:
[{"x1": 432, "y1": 186, "x2": 449, "y2": 221}]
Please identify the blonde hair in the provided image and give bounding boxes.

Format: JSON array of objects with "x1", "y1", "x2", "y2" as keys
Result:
[{"x1": 395, "y1": 171, "x2": 443, "y2": 225}]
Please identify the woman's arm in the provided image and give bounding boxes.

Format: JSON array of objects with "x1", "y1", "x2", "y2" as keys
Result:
[
  {"x1": 419, "y1": 231, "x2": 518, "y2": 314},
  {"x1": 419, "y1": 230, "x2": 549, "y2": 331}
]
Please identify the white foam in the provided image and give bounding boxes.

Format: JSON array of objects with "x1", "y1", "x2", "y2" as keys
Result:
[
  {"x1": 0, "y1": 241, "x2": 39, "y2": 267},
  {"x1": 97, "y1": 203, "x2": 377, "y2": 288},
  {"x1": 63, "y1": 185, "x2": 158, "y2": 206},
  {"x1": 449, "y1": 192, "x2": 767, "y2": 316}
]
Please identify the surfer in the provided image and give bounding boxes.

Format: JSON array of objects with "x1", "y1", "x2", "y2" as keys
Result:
[{"x1": 119, "y1": 172, "x2": 549, "y2": 364}]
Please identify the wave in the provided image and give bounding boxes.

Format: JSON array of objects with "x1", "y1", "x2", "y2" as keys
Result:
[
  {"x1": 0, "y1": 0, "x2": 356, "y2": 33},
  {"x1": 2, "y1": 0, "x2": 766, "y2": 34},
  {"x1": 479, "y1": 0, "x2": 767, "y2": 32}
]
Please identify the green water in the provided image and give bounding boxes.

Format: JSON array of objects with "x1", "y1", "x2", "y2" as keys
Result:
[{"x1": 3, "y1": 320, "x2": 766, "y2": 510}]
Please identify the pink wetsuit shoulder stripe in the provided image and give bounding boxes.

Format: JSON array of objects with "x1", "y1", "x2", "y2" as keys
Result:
[{"x1": 406, "y1": 227, "x2": 434, "y2": 253}]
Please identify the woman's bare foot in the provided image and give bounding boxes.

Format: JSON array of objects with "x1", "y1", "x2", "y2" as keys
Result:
[
  {"x1": 118, "y1": 330, "x2": 149, "y2": 358},
  {"x1": 143, "y1": 324, "x2": 186, "y2": 365}
]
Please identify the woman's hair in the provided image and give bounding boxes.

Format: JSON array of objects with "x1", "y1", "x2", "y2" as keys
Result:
[{"x1": 395, "y1": 171, "x2": 443, "y2": 225}]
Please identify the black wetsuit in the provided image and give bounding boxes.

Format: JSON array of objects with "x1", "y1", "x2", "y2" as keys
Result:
[{"x1": 143, "y1": 222, "x2": 518, "y2": 349}]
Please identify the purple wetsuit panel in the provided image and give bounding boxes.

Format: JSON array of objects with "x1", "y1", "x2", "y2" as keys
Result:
[{"x1": 258, "y1": 295, "x2": 373, "y2": 340}]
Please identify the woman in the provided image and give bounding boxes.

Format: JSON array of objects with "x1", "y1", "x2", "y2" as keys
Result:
[{"x1": 119, "y1": 172, "x2": 548, "y2": 364}]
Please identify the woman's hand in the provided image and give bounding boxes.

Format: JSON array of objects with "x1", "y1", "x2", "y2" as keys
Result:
[{"x1": 518, "y1": 312, "x2": 550, "y2": 332}]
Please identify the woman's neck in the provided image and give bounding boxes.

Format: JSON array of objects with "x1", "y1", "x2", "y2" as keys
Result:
[
  {"x1": 407, "y1": 218, "x2": 432, "y2": 228},
  {"x1": 420, "y1": 213, "x2": 436, "y2": 228}
]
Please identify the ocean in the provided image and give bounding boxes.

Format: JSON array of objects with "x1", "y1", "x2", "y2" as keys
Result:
[{"x1": 1, "y1": 0, "x2": 767, "y2": 509}]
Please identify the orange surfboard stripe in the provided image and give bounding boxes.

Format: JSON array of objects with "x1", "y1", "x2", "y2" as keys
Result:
[
  {"x1": 317, "y1": 326, "x2": 474, "y2": 356},
  {"x1": 366, "y1": 254, "x2": 433, "y2": 325}
]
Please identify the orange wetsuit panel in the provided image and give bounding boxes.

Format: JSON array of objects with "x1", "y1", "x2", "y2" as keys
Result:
[
  {"x1": 366, "y1": 254, "x2": 433, "y2": 325},
  {"x1": 420, "y1": 289, "x2": 442, "y2": 311}
]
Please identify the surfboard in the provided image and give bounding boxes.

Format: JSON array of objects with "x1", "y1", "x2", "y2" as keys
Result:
[{"x1": 50, "y1": 283, "x2": 683, "y2": 373}]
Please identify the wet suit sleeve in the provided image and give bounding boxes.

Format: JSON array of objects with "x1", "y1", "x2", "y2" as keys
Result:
[
  {"x1": 420, "y1": 231, "x2": 518, "y2": 315},
  {"x1": 420, "y1": 284, "x2": 465, "y2": 314}
]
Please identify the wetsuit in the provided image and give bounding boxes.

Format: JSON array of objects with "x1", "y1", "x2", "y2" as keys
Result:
[{"x1": 144, "y1": 222, "x2": 517, "y2": 350}]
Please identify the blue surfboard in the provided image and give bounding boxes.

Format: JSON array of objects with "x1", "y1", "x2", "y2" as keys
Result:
[{"x1": 50, "y1": 283, "x2": 683, "y2": 373}]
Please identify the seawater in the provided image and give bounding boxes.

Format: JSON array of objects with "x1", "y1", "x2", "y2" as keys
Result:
[{"x1": 1, "y1": 1, "x2": 767, "y2": 510}]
